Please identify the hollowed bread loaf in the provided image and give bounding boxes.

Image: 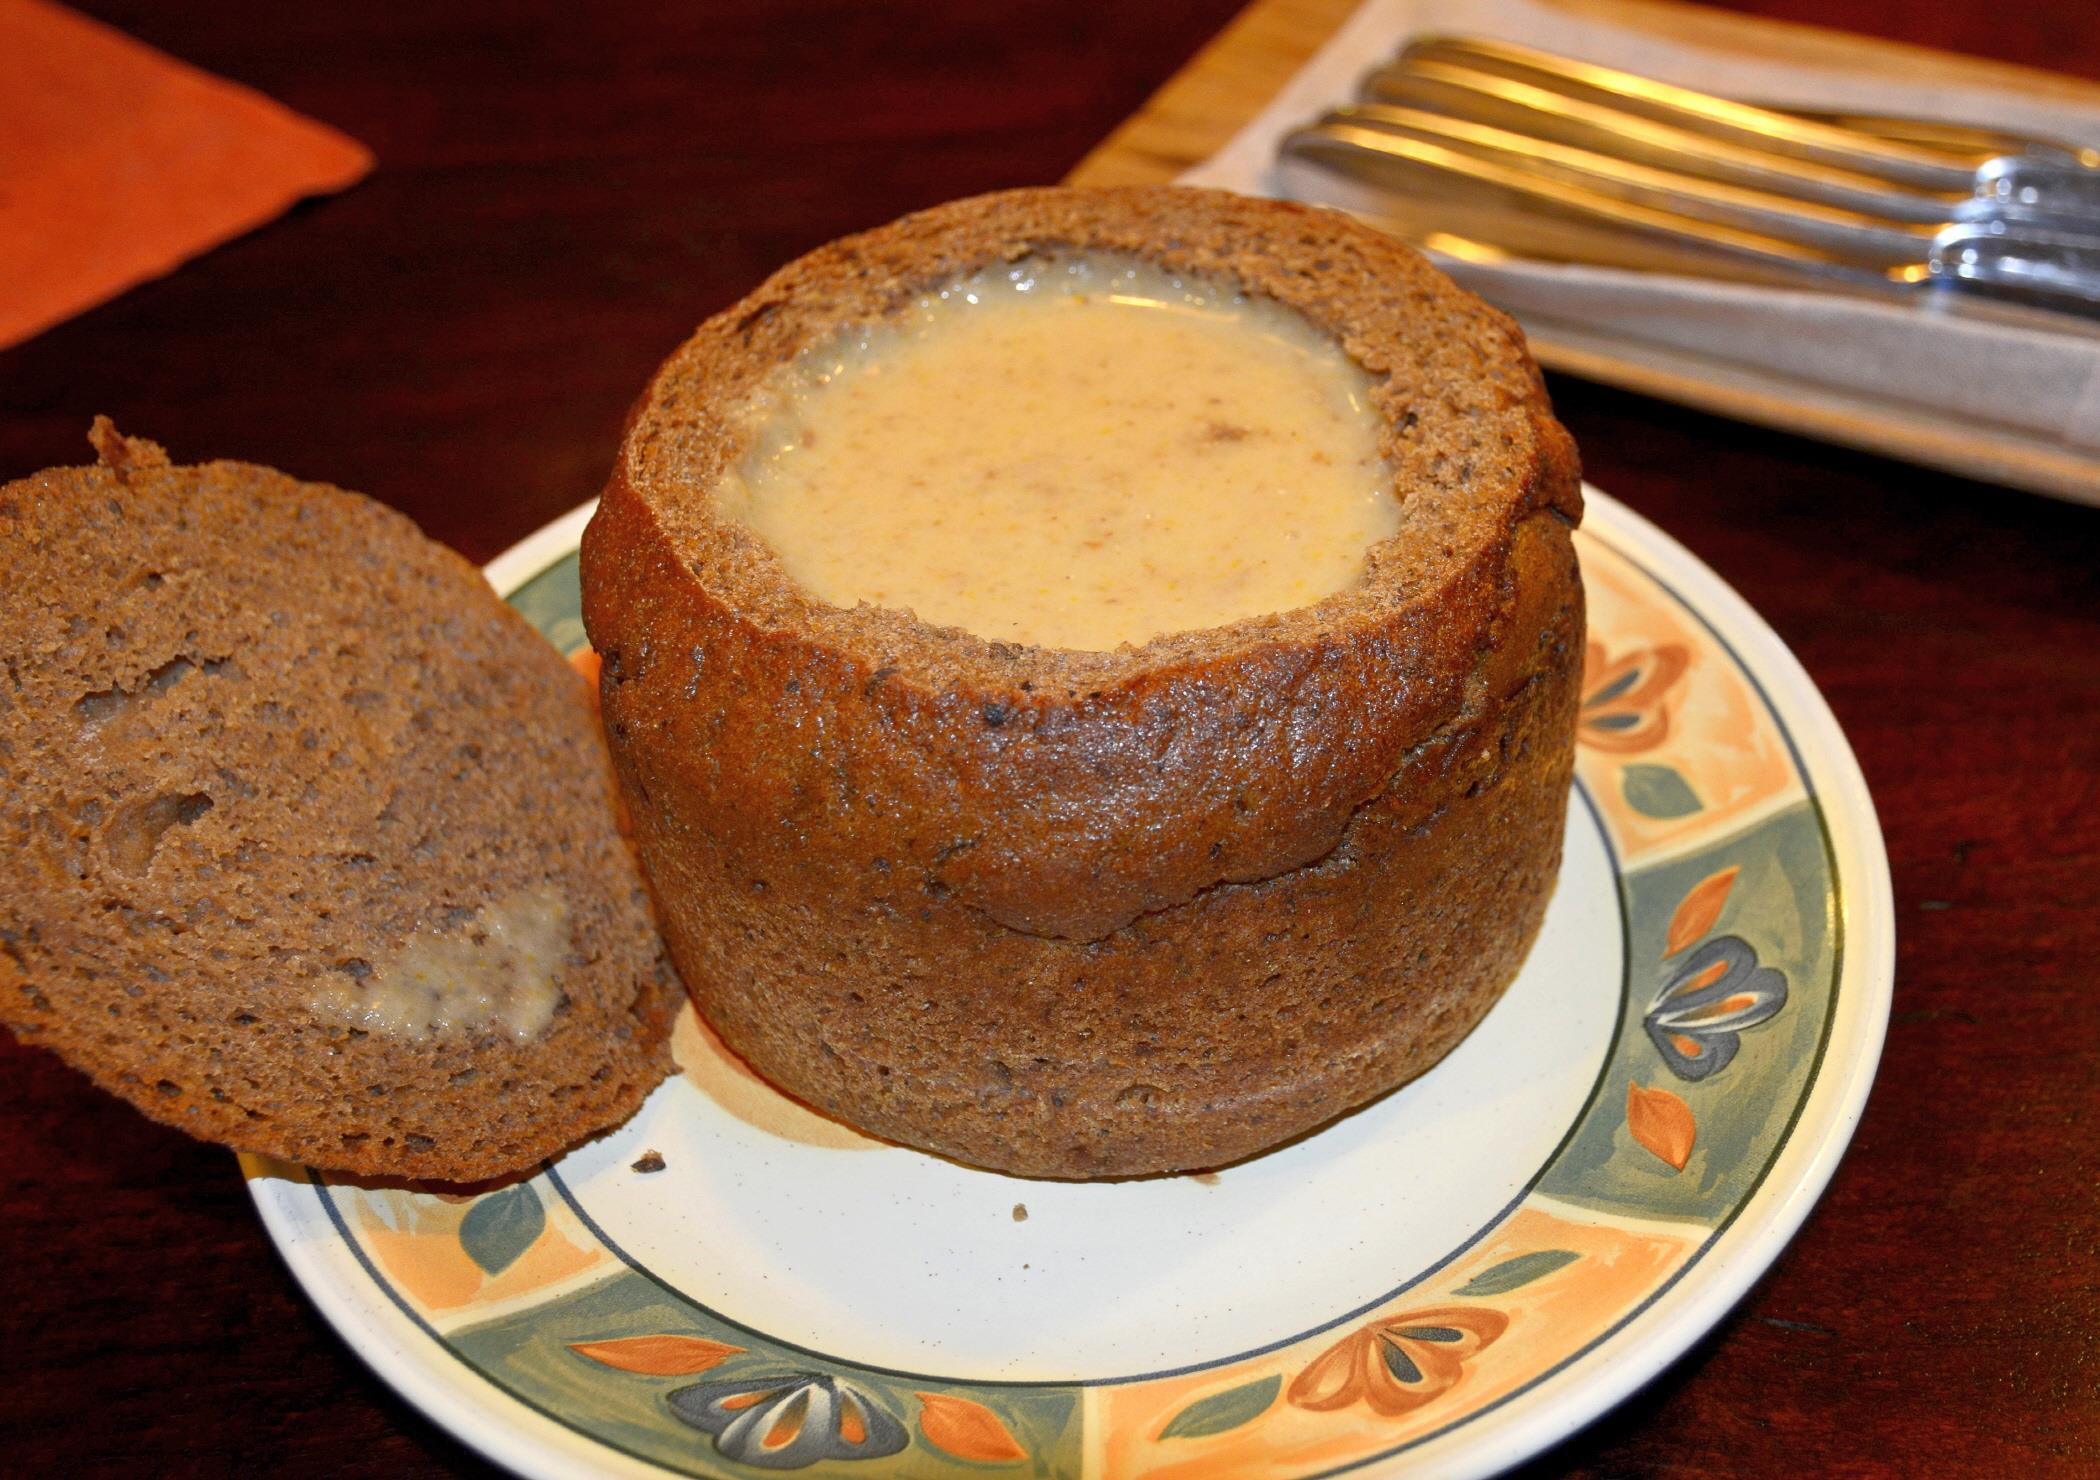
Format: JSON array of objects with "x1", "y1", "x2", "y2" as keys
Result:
[
  {"x1": 0, "y1": 424, "x2": 682, "y2": 1181},
  {"x1": 581, "y1": 185, "x2": 1584, "y2": 1178}
]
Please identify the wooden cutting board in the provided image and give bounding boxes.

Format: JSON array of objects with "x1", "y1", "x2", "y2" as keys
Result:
[{"x1": 1066, "y1": 0, "x2": 2100, "y2": 504}]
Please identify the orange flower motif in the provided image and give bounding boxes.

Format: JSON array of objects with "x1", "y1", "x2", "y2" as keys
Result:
[
  {"x1": 1579, "y1": 641, "x2": 1690, "y2": 754},
  {"x1": 1627, "y1": 1082, "x2": 1698, "y2": 1170},
  {"x1": 915, "y1": 1392, "x2": 1027, "y2": 1463},
  {"x1": 1288, "y1": 1307, "x2": 1509, "y2": 1418},
  {"x1": 568, "y1": 1334, "x2": 743, "y2": 1375},
  {"x1": 1664, "y1": 866, "x2": 1739, "y2": 958}
]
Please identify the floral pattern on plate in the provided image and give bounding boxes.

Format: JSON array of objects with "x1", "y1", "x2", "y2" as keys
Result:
[{"x1": 1575, "y1": 538, "x2": 1804, "y2": 866}]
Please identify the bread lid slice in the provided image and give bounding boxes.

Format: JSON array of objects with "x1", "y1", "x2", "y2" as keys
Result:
[{"x1": 0, "y1": 423, "x2": 681, "y2": 1181}]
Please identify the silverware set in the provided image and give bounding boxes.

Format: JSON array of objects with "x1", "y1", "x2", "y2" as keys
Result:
[{"x1": 1278, "y1": 35, "x2": 2100, "y2": 322}]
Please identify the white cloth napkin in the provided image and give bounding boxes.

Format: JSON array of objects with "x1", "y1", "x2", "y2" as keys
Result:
[{"x1": 1179, "y1": 0, "x2": 2100, "y2": 460}]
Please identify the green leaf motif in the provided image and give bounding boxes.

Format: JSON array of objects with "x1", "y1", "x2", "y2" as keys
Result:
[
  {"x1": 1159, "y1": 1374, "x2": 1281, "y2": 1440},
  {"x1": 1380, "y1": 1342, "x2": 1423, "y2": 1384},
  {"x1": 459, "y1": 1182, "x2": 546, "y2": 1276},
  {"x1": 1453, "y1": 1249, "x2": 1582, "y2": 1297},
  {"x1": 1622, "y1": 763, "x2": 1703, "y2": 819}
]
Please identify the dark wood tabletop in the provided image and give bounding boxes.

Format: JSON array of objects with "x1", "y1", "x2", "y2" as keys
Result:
[{"x1": 4, "y1": 1, "x2": 2097, "y2": 1475}]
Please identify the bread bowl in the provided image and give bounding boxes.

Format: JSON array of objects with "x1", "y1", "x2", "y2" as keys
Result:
[{"x1": 580, "y1": 185, "x2": 1583, "y2": 1177}]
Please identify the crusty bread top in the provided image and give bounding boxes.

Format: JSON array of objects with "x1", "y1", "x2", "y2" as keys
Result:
[
  {"x1": 610, "y1": 185, "x2": 1580, "y2": 695},
  {"x1": 588, "y1": 186, "x2": 1581, "y2": 939},
  {"x1": 0, "y1": 423, "x2": 681, "y2": 1181}
]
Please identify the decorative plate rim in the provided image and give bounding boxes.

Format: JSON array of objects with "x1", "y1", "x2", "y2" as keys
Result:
[
  {"x1": 247, "y1": 484, "x2": 1893, "y2": 1479},
  {"x1": 1409, "y1": 488, "x2": 1893, "y2": 1478}
]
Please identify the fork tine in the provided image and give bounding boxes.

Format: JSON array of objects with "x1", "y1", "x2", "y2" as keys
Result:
[
  {"x1": 1396, "y1": 35, "x2": 1979, "y2": 192},
  {"x1": 1759, "y1": 109, "x2": 2100, "y2": 168},
  {"x1": 1281, "y1": 120, "x2": 1899, "y2": 277},
  {"x1": 1317, "y1": 104, "x2": 1933, "y2": 264},
  {"x1": 1367, "y1": 59, "x2": 1960, "y2": 225}
]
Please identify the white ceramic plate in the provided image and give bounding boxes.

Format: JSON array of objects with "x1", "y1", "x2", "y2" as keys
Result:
[{"x1": 246, "y1": 487, "x2": 1892, "y2": 1478}]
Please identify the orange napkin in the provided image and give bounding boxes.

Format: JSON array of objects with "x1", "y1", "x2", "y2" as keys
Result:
[{"x1": 0, "y1": 0, "x2": 372, "y2": 350}]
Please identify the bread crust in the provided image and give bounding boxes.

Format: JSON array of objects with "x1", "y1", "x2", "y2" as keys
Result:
[
  {"x1": 0, "y1": 425, "x2": 682, "y2": 1181},
  {"x1": 583, "y1": 185, "x2": 1583, "y2": 1177}
]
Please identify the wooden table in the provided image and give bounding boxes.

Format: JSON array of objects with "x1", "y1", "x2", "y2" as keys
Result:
[{"x1": 3, "y1": 2, "x2": 2095, "y2": 1474}]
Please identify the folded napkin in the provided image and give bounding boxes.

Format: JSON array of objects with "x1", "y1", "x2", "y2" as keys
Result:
[
  {"x1": 1181, "y1": 0, "x2": 2100, "y2": 492},
  {"x1": 0, "y1": 0, "x2": 372, "y2": 351}
]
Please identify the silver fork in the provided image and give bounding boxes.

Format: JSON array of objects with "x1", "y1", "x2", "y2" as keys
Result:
[{"x1": 1276, "y1": 35, "x2": 2100, "y2": 320}]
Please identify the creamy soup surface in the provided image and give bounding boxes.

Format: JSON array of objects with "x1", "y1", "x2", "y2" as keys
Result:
[{"x1": 717, "y1": 257, "x2": 1398, "y2": 651}]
